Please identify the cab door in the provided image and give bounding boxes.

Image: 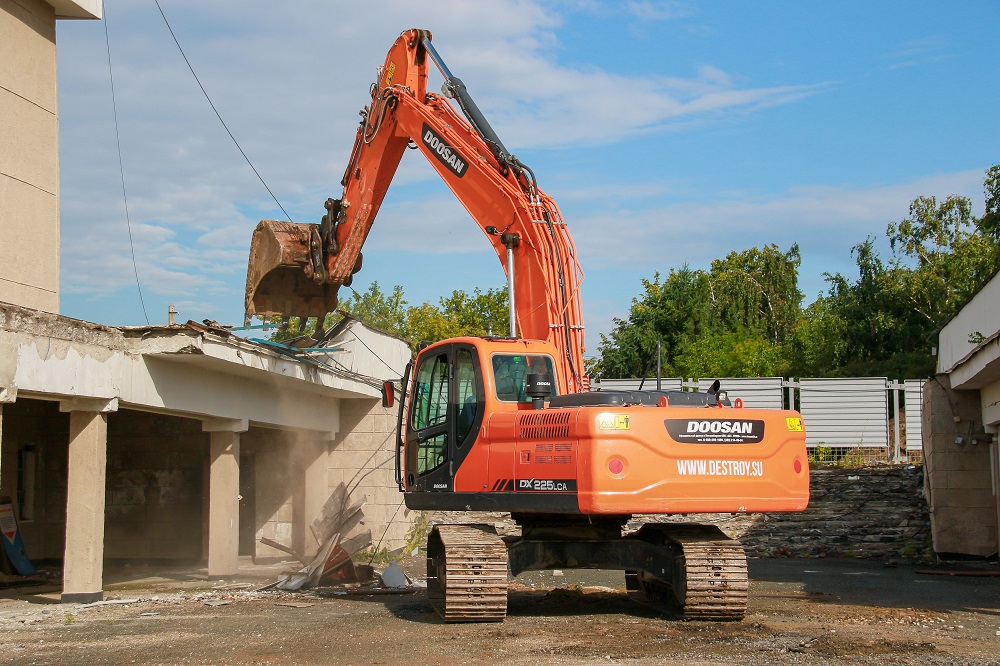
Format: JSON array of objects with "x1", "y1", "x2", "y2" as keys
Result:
[{"x1": 403, "y1": 343, "x2": 484, "y2": 493}]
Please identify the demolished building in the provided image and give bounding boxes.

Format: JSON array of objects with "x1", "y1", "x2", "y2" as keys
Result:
[{"x1": 1, "y1": 0, "x2": 412, "y2": 602}]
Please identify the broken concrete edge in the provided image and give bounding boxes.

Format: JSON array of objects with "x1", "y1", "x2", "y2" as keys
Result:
[{"x1": 0, "y1": 299, "x2": 310, "y2": 366}]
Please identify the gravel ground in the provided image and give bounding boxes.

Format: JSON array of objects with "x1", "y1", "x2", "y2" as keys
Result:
[{"x1": 1, "y1": 556, "x2": 998, "y2": 665}]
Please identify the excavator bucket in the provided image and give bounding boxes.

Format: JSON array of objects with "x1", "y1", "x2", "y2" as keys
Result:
[{"x1": 245, "y1": 220, "x2": 341, "y2": 319}]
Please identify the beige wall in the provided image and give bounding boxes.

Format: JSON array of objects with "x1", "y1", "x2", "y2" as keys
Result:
[
  {"x1": 329, "y1": 399, "x2": 411, "y2": 552},
  {"x1": 0, "y1": 398, "x2": 69, "y2": 559},
  {"x1": 1, "y1": 403, "x2": 209, "y2": 560},
  {"x1": 242, "y1": 429, "x2": 298, "y2": 557},
  {"x1": 922, "y1": 376, "x2": 998, "y2": 557},
  {"x1": 0, "y1": 0, "x2": 60, "y2": 313},
  {"x1": 937, "y1": 273, "x2": 1000, "y2": 380},
  {"x1": 104, "y1": 411, "x2": 207, "y2": 560}
]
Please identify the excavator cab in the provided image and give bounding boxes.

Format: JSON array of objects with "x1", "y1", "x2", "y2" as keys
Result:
[{"x1": 395, "y1": 338, "x2": 561, "y2": 497}]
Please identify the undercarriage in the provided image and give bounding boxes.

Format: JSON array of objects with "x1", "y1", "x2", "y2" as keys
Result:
[{"x1": 425, "y1": 517, "x2": 748, "y2": 623}]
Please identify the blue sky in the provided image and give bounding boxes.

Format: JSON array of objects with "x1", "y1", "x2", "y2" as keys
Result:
[{"x1": 56, "y1": 1, "x2": 1000, "y2": 359}]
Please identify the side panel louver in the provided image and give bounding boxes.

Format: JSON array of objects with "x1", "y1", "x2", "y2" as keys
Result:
[{"x1": 516, "y1": 410, "x2": 572, "y2": 439}]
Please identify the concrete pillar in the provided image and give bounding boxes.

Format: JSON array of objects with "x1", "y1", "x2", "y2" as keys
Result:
[
  {"x1": 60, "y1": 400, "x2": 116, "y2": 604},
  {"x1": 204, "y1": 419, "x2": 247, "y2": 578}
]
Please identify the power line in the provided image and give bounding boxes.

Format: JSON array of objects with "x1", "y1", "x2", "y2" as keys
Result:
[
  {"x1": 103, "y1": 3, "x2": 150, "y2": 325},
  {"x1": 151, "y1": 0, "x2": 293, "y2": 223}
]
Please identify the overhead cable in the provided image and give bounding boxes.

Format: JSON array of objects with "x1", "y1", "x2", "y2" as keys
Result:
[
  {"x1": 103, "y1": 4, "x2": 150, "y2": 325},
  {"x1": 151, "y1": 0, "x2": 293, "y2": 223}
]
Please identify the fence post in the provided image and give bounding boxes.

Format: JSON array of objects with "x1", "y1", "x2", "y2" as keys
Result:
[
  {"x1": 889, "y1": 380, "x2": 903, "y2": 463},
  {"x1": 782, "y1": 378, "x2": 798, "y2": 411}
]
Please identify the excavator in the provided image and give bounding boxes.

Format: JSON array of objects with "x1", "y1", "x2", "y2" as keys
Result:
[{"x1": 245, "y1": 29, "x2": 809, "y2": 622}]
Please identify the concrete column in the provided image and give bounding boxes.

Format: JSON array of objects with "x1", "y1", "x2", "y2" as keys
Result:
[
  {"x1": 61, "y1": 408, "x2": 110, "y2": 603},
  {"x1": 205, "y1": 419, "x2": 247, "y2": 578}
]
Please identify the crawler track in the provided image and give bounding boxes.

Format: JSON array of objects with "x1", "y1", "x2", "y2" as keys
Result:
[
  {"x1": 426, "y1": 524, "x2": 508, "y2": 622},
  {"x1": 628, "y1": 523, "x2": 748, "y2": 620}
]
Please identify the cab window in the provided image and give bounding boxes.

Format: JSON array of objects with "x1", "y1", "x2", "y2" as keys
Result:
[
  {"x1": 491, "y1": 354, "x2": 557, "y2": 403},
  {"x1": 455, "y1": 348, "x2": 479, "y2": 444},
  {"x1": 410, "y1": 352, "x2": 449, "y2": 474}
]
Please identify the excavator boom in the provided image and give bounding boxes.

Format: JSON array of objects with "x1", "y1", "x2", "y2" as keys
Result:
[{"x1": 246, "y1": 29, "x2": 587, "y2": 392}]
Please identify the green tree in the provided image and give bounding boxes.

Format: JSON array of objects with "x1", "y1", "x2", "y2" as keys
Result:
[
  {"x1": 594, "y1": 267, "x2": 714, "y2": 378},
  {"x1": 976, "y1": 164, "x2": 1000, "y2": 239},
  {"x1": 440, "y1": 287, "x2": 508, "y2": 338},
  {"x1": 337, "y1": 281, "x2": 411, "y2": 338},
  {"x1": 787, "y1": 295, "x2": 846, "y2": 377},
  {"x1": 708, "y1": 243, "x2": 803, "y2": 344},
  {"x1": 594, "y1": 244, "x2": 802, "y2": 379},
  {"x1": 405, "y1": 287, "x2": 508, "y2": 343},
  {"x1": 887, "y1": 194, "x2": 1000, "y2": 326},
  {"x1": 820, "y1": 166, "x2": 1000, "y2": 377},
  {"x1": 822, "y1": 237, "x2": 926, "y2": 372},
  {"x1": 673, "y1": 331, "x2": 786, "y2": 378}
]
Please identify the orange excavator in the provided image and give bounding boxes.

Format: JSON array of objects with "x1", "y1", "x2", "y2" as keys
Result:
[{"x1": 246, "y1": 29, "x2": 809, "y2": 622}]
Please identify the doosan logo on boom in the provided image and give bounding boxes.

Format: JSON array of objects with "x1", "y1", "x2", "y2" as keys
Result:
[{"x1": 422, "y1": 124, "x2": 467, "y2": 178}]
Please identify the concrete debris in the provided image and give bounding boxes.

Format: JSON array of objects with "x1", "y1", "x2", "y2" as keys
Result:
[
  {"x1": 271, "y1": 484, "x2": 376, "y2": 592},
  {"x1": 379, "y1": 561, "x2": 409, "y2": 588},
  {"x1": 259, "y1": 537, "x2": 308, "y2": 565},
  {"x1": 276, "y1": 572, "x2": 311, "y2": 592},
  {"x1": 212, "y1": 583, "x2": 255, "y2": 590},
  {"x1": 79, "y1": 598, "x2": 141, "y2": 609},
  {"x1": 311, "y1": 483, "x2": 366, "y2": 546}
]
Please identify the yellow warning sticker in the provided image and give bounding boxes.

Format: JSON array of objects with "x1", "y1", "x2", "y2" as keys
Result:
[
  {"x1": 384, "y1": 61, "x2": 397, "y2": 87},
  {"x1": 599, "y1": 414, "x2": 631, "y2": 430},
  {"x1": 785, "y1": 417, "x2": 804, "y2": 432}
]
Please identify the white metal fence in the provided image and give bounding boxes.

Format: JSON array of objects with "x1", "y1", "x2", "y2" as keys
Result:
[{"x1": 596, "y1": 376, "x2": 924, "y2": 462}]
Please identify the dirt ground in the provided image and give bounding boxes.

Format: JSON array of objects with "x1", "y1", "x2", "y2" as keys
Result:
[{"x1": 1, "y1": 556, "x2": 998, "y2": 666}]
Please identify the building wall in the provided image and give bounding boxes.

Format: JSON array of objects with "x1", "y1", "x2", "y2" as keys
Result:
[
  {"x1": 937, "y1": 275, "x2": 1000, "y2": 378},
  {"x1": 0, "y1": 398, "x2": 69, "y2": 559},
  {"x1": 922, "y1": 375, "x2": 997, "y2": 557},
  {"x1": 0, "y1": 403, "x2": 209, "y2": 560},
  {"x1": 981, "y1": 379, "x2": 1000, "y2": 428},
  {"x1": 329, "y1": 399, "x2": 411, "y2": 552},
  {"x1": 241, "y1": 429, "x2": 296, "y2": 558},
  {"x1": 0, "y1": 0, "x2": 60, "y2": 312},
  {"x1": 103, "y1": 411, "x2": 206, "y2": 560}
]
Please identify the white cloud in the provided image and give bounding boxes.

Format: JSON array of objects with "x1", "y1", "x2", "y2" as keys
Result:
[
  {"x1": 55, "y1": 0, "x2": 831, "y2": 325},
  {"x1": 626, "y1": 1, "x2": 697, "y2": 22},
  {"x1": 566, "y1": 169, "x2": 988, "y2": 281},
  {"x1": 883, "y1": 36, "x2": 953, "y2": 70}
]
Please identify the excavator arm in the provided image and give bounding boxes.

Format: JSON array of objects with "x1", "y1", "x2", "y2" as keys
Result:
[{"x1": 246, "y1": 29, "x2": 587, "y2": 392}]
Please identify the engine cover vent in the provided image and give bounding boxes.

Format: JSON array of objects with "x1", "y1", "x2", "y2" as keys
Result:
[{"x1": 517, "y1": 410, "x2": 572, "y2": 440}]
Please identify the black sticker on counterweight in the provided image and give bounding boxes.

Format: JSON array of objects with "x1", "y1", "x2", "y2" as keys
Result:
[{"x1": 664, "y1": 418, "x2": 765, "y2": 444}]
